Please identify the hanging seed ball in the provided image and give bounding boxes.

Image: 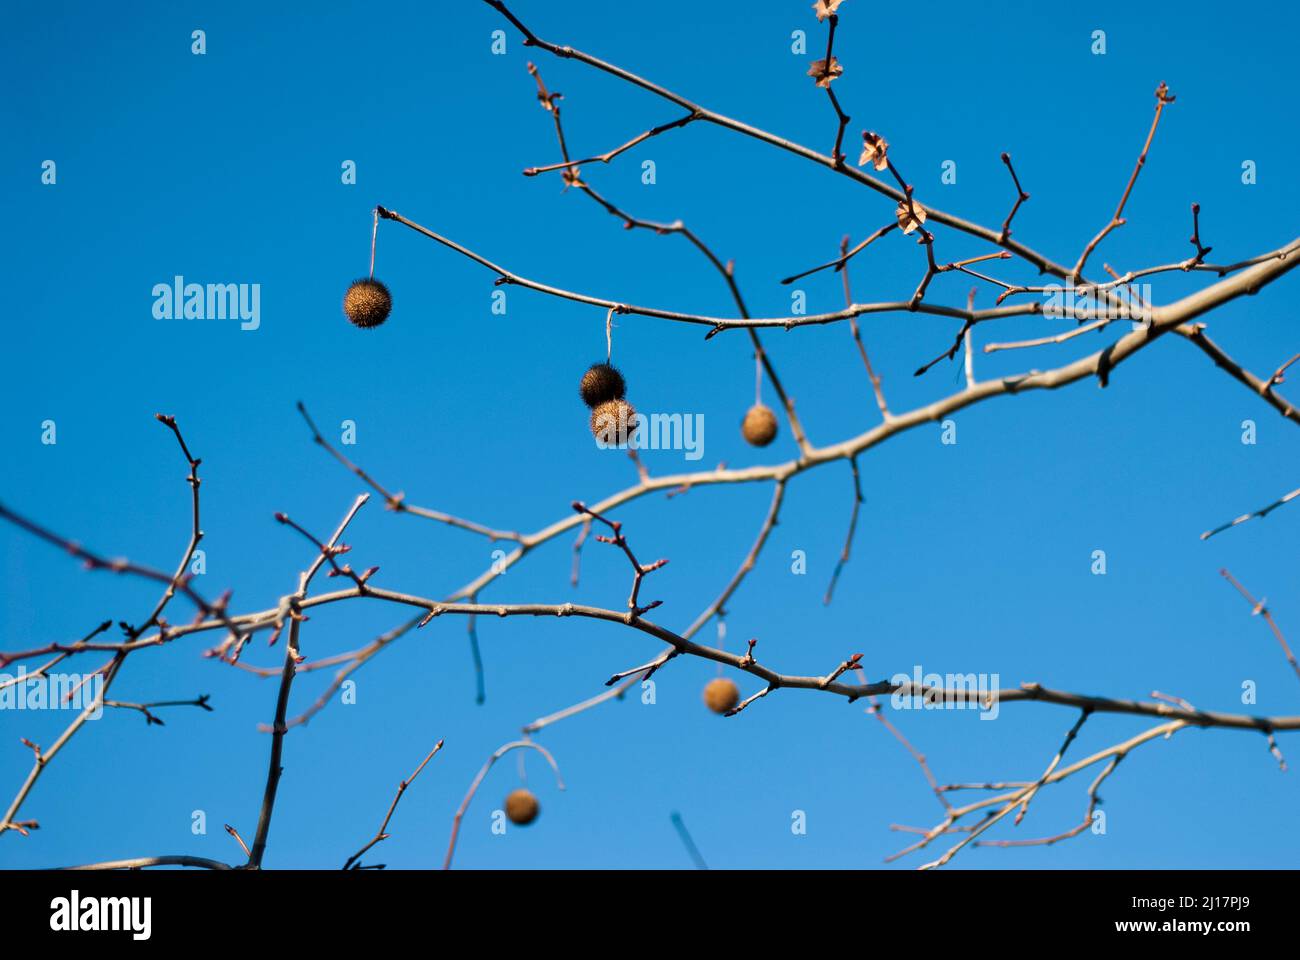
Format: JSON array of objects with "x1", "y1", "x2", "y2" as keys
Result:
[
  {"x1": 590, "y1": 398, "x2": 637, "y2": 446},
  {"x1": 505, "y1": 788, "x2": 540, "y2": 826},
  {"x1": 741, "y1": 403, "x2": 778, "y2": 447},
  {"x1": 579, "y1": 362, "x2": 626, "y2": 408},
  {"x1": 343, "y1": 278, "x2": 392, "y2": 328},
  {"x1": 703, "y1": 677, "x2": 740, "y2": 715}
]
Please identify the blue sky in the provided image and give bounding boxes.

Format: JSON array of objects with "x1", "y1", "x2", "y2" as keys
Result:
[{"x1": 1, "y1": 0, "x2": 1297, "y2": 869}]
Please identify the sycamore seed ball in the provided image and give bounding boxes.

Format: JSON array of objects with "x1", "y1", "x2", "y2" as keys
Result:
[
  {"x1": 741, "y1": 403, "x2": 778, "y2": 447},
  {"x1": 580, "y1": 362, "x2": 627, "y2": 408},
  {"x1": 343, "y1": 278, "x2": 392, "y2": 329},
  {"x1": 703, "y1": 677, "x2": 740, "y2": 714},
  {"x1": 590, "y1": 398, "x2": 637, "y2": 446},
  {"x1": 505, "y1": 788, "x2": 540, "y2": 826}
]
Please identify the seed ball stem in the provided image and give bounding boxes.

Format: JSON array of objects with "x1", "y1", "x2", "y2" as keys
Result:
[
  {"x1": 343, "y1": 278, "x2": 392, "y2": 328},
  {"x1": 741, "y1": 403, "x2": 778, "y2": 447},
  {"x1": 580, "y1": 362, "x2": 627, "y2": 408},
  {"x1": 505, "y1": 788, "x2": 540, "y2": 826}
]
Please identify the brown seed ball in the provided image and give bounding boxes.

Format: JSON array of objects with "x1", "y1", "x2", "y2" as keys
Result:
[
  {"x1": 343, "y1": 278, "x2": 392, "y2": 329},
  {"x1": 505, "y1": 788, "x2": 540, "y2": 826},
  {"x1": 703, "y1": 677, "x2": 740, "y2": 715},
  {"x1": 590, "y1": 398, "x2": 638, "y2": 446},
  {"x1": 579, "y1": 362, "x2": 626, "y2": 408},
  {"x1": 741, "y1": 404, "x2": 778, "y2": 447}
]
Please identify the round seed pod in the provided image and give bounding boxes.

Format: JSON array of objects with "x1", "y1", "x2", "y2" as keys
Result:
[
  {"x1": 590, "y1": 398, "x2": 637, "y2": 446},
  {"x1": 703, "y1": 677, "x2": 741, "y2": 715},
  {"x1": 741, "y1": 404, "x2": 778, "y2": 447},
  {"x1": 343, "y1": 278, "x2": 392, "y2": 329},
  {"x1": 580, "y1": 362, "x2": 626, "y2": 408},
  {"x1": 505, "y1": 788, "x2": 540, "y2": 826}
]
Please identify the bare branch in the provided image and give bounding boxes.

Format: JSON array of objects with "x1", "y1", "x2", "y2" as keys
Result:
[
  {"x1": 1220, "y1": 569, "x2": 1300, "y2": 687},
  {"x1": 344, "y1": 739, "x2": 445, "y2": 870}
]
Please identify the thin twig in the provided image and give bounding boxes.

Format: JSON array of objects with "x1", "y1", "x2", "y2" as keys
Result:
[{"x1": 343, "y1": 739, "x2": 445, "y2": 869}]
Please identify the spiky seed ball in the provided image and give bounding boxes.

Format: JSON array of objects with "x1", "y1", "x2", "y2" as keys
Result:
[
  {"x1": 505, "y1": 788, "x2": 540, "y2": 826},
  {"x1": 741, "y1": 403, "x2": 778, "y2": 447},
  {"x1": 343, "y1": 278, "x2": 392, "y2": 329},
  {"x1": 590, "y1": 398, "x2": 637, "y2": 446},
  {"x1": 580, "y1": 362, "x2": 626, "y2": 408},
  {"x1": 703, "y1": 677, "x2": 740, "y2": 715}
]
